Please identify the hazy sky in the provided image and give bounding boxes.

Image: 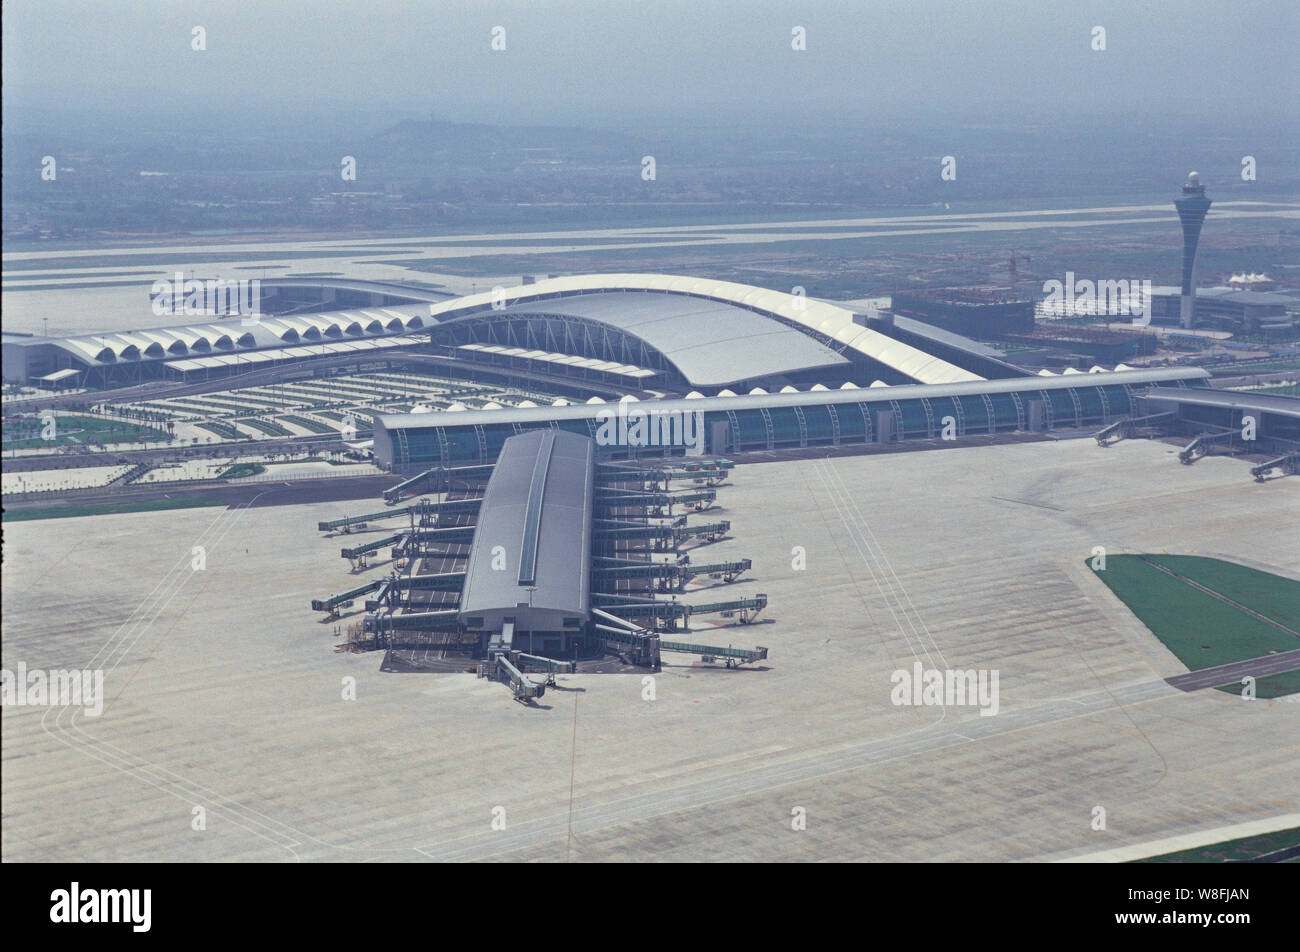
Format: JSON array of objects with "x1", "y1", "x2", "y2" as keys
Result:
[{"x1": 4, "y1": 0, "x2": 1297, "y2": 132}]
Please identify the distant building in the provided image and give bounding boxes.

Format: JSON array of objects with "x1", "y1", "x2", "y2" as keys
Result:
[
  {"x1": 999, "y1": 326, "x2": 1156, "y2": 364},
  {"x1": 1227, "y1": 272, "x2": 1276, "y2": 291},
  {"x1": 1, "y1": 304, "x2": 433, "y2": 388},
  {"x1": 1148, "y1": 286, "x2": 1298, "y2": 335},
  {"x1": 889, "y1": 289, "x2": 1034, "y2": 339}
]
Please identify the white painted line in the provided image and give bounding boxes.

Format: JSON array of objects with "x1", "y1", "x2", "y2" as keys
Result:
[{"x1": 1053, "y1": 813, "x2": 1300, "y2": 863}]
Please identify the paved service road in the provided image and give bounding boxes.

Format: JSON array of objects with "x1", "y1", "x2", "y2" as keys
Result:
[{"x1": 1165, "y1": 649, "x2": 1300, "y2": 693}]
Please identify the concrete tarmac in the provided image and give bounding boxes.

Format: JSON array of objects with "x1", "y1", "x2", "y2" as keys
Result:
[{"x1": 3, "y1": 437, "x2": 1297, "y2": 862}]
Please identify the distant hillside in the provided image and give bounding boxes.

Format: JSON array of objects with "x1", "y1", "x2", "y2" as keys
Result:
[{"x1": 373, "y1": 117, "x2": 642, "y2": 163}]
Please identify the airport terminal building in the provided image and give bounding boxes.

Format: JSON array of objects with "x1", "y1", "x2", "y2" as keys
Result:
[
  {"x1": 373, "y1": 366, "x2": 1211, "y2": 469},
  {"x1": 339, "y1": 274, "x2": 1203, "y2": 467}
]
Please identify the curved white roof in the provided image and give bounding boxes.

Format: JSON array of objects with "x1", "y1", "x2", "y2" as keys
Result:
[
  {"x1": 61, "y1": 338, "x2": 116, "y2": 362},
  {"x1": 296, "y1": 313, "x2": 343, "y2": 337},
  {"x1": 426, "y1": 274, "x2": 982, "y2": 386},
  {"x1": 378, "y1": 367, "x2": 1213, "y2": 434},
  {"x1": 97, "y1": 334, "x2": 143, "y2": 358},
  {"x1": 40, "y1": 302, "x2": 434, "y2": 368},
  {"x1": 135, "y1": 330, "x2": 188, "y2": 354}
]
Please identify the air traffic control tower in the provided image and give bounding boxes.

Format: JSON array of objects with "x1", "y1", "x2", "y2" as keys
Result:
[{"x1": 1174, "y1": 171, "x2": 1212, "y2": 329}]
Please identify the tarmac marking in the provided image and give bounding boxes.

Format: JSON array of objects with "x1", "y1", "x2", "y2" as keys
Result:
[
  {"x1": 410, "y1": 679, "x2": 1183, "y2": 862},
  {"x1": 814, "y1": 458, "x2": 947, "y2": 671},
  {"x1": 990, "y1": 496, "x2": 1065, "y2": 512}
]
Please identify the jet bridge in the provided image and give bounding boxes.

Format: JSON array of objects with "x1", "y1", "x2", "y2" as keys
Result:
[
  {"x1": 318, "y1": 503, "x2": 424, "y2": 532},
  {"x1": 1252, "y1": 451, "x2": 1300, "y2": 481},
  {"x1": 383, "y1": 464, "x2": 495, "y2": 503},
  {"x1": 1179, "y1": 428, "x2": 1241, "y2": 464},
  {"x1": 390, "y1": 525, "x2": 477, "y2": 559},
  {"x1": 383, "y1": 468, "x2": 441, "y2": 503},
  {"x1": 311, "y1": 580, "x2": 380, "y2": 615},
  {"x1": 340, "y1": 532, "x2": 404, "y2": 560},
  {"x1": 595, "y1": 488, "x2": 717, "y2": 516},
  {"x1": 661, "y1": 639, "x2": 768, "y2": 667},
  {"x1": 596, "y1": 464, "x2": 730, "y2": 488},
  {"x1": 479, "y1": 652, "x2": 545, "y2": 701},
  {"x1": 592, "y1": 608, "x2": 662, "y2": 667},
  {"x1": 592, "y1": 608, "x2": 765, "y2": 668},
  {"x1": 363, "y1": 609, "x2": 461, "y2": 635},
  {"x1": 364, "y1": 571, "x2": 468, "y2": 610},
  {"x1": 594, "y1": 561, "x2": 683, "y2": 585},
  {"x1": 1094, "y1": 411, "x2": 1178, "y2": 446},
  {"x1": 677, "y1": 457, "x2": 735, "y2": 471},
  {"x1": 317, "y1": 497, "x2": 483, "y2": 533},
  {"x1": 473, "y1": 620, "x2": 577, "y2": 700},
  {"x1": 593, "y1": 519, "x2": 731, "y2": 550},
  {"x1": 682, "y1": 559, "x2": 752, "y2": 584}
]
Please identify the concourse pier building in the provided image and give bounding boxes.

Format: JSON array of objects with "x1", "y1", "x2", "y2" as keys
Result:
[
  {"x1": 316, "y1": 430, "x2": 768, "y2": 700},
  {"x1": 458, "y1": 429, "x2": 595, "y2": 658},
  {"x1": 363, "y1": 274, "x2": 1215, "y2": 470},
  {"x1": 374, "y1": 367, "x2": 1214, "y2": 470}
]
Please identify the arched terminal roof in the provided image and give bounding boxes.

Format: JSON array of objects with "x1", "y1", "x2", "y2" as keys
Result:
[
  {"x1": 427, "y1": 274, "x2": 984, "y2": 386},
  {"x1": 458, "y1": 430, "x2": 595, "y2": 630},
  {"x1": 478, "y1": 291, "x2": 851, "y2": 387},
  {"x1": 34, "y1": 304, "x2": 431, "y2": 368}
]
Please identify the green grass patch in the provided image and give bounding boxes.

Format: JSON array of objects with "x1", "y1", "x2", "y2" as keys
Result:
[
  {"x1": 3, "y1": 495, "x2": 228, "y2": 522},
  {"x1": 193, "y1": 420, "x2": 244, "y2": 440},
  {"x1": 1089, "y1": 555, "x2": 1300, "y2": 681},
  {"x1": 1134, "y1": 825, "x2": 1300, "y2": 863},
  {"x1": 339, "y1": 409, "x2": 379, "y2": 425},
  {"x1": 216, "y1": 463, "x2": 266, "y2": 479},
  {"x1": 279, "y1": 415, "x2": 337, "y2": 434},
  {"x1": 1250, "y1": 383, "x2": 1299, "y2": 396},
  {"x1": 2, "y1": 414, "x2": 170, "y2": 449},
  {"x1": 1141, "y1": 555, "x2": 1300, "y2": 631},
  {"x1": 170, "y1": 396, "x2": 273, "y2": 414},
  {"x1": 235, "y1": 418, "x2": 291, "y2": 437},
  {"x1": 1211, "y1": 360, "x2": 1300, "y2": 376}
]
